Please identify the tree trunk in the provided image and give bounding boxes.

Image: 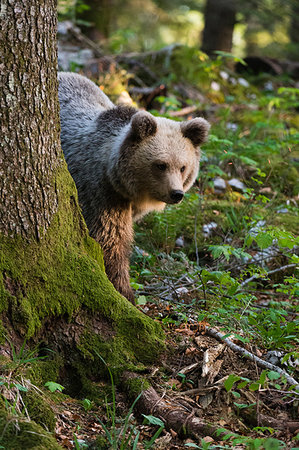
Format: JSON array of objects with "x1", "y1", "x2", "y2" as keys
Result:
[
  {"x1": 0, "y1": 1, "x2": 164, "y2": 446},
  {"x1": 0, "y1": 0, "x2": 60, "y2": 240},
  {"x1": 201, "y1": 0, "x2": 237, "y2": 55},
  {"x1": 76, "y1": 0, "x2": 115, "y2": 41},
  {"x1": 289, "y1": 1, "x2": 299, "y2": 55}
]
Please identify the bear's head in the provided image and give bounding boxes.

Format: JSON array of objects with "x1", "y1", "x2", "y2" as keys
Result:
[{"x1": 113, "y1": 111, "x2": 210, "y2": 205}]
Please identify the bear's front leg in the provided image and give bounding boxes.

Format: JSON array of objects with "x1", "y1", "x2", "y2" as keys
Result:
[{"x1": 91, "y1": 207, "x2": 135, "y2": 304}]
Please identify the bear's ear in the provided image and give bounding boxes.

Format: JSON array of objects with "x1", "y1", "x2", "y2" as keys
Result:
[
  {"x1": 180, "y1": 118, "x2": 210, "y2": 147},
  {"x1": 129, "y1": 111, "x2": 157, "y2": 142}
]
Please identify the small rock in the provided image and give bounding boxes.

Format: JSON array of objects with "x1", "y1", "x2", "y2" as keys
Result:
[
  {"x1": 264, "y1": 81, "x2": 274, "y2": 91},
  {"x1": 213, "y1": 177, "x2": 226, "y2": 193},
  {"x1": 134, "y1": 246, "x2": 149, "y2": 257},
  {"x1": 203, "y1": 222, "x2": 218, "y2": 237},
  {"x1": 251, "y1": 246, "x2": 279, "y2": 265},
  {"x1": 228, "y1": 178, "x2": 246, "y2": 192},
  {"x1": 211, "y1": 81, "x2": 220, "y2": 91},
  {"x1": 173, "y1": 287, "x2": 188, "y2": 297},
  {"x1": 226, "y1": 122, "x2": 238, "y2": 131},
  {"x1": 248, "y1": 93, "x2": 257, "y2": 100},
  {"x1": 220, "y1": 70, "x2": 229, "y2": 80},
  {"x1": 58, "y1": 44, "x2": 94, "y2": 71},
  {"x1": 57, "y1": 20, "x2": 80, "y2": 38},
  {"x1": 249, "y1": 220, "x2": 266, "y2": 237},
  {"x1": 175, "y1": 236, "x2": 185, "y2": 248},
  {"x1": 277, "y1": 207, "x2": 288, "y2": 214},
  {"x1": 265, "y1": 350, "x2": 283, "y2": 366},
  {"x1": 238, "y1": 77, "x2": 250, "y2": 87}
]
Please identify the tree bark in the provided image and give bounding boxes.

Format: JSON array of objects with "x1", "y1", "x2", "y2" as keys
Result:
[
  {"x1": 0, "y1": 0, "x2": 60, "y2": 241},
  {"x1": 201, "y1": 0, "x2": 237, "y2": 55}
]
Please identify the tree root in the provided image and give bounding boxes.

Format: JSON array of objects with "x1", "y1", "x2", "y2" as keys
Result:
[
  {"x1": 239, "y1": 408, "x2": 299, "y2": 432},
  {"x1": 122, "y1": 372, "x2": 237, "y2": 442}
]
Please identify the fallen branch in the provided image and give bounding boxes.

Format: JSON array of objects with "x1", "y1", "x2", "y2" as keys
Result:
[
  {"x1": 240, "y1": 263, "x2": 297, "y2": 287},
  {"x1": 239, "y1": 408, "x2": 299, "y2": 432},
  {"x1": 205, "y1": 327, "x2": 299, "y2": 391},
  {"x1": 122, "y1": 372, "x2": 239, "y2": 441},
  {"x1": 67, "y1": 25, "x2": 104, "y2": 57},
  {"x1": 168, "y1": 106, "x2": 197, "y2": 117}
]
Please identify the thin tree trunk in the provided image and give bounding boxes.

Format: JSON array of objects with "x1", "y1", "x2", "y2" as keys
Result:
[
  {"x1": 290, "y1": 1, "x2": 299, "y2": 47},
  {"x1": 76, "y1": 0, "x2": 115, "y2": 41},
  {"x1": 201, "y1": 0, "x2": 237, "y2": 55}
]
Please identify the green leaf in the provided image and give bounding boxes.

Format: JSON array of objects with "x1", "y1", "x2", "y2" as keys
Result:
[
  {"x1": 232, "y1": 391, "x2": 241, "y2": 398},
  {"x1": 234, "y1": 402, "x2": 250, "y2": 409},
  {"x1": 267, "y1": 371, "x2": 281, "y2": 381},
  {"x1": 44, "y1": 381, "x2": 65, "y2": 393},
  {"x1": 256, "y1": 233, "x2": 273, "y2": 249},
  {"x1": 214, "y1": 50, "x2": 247, "y2": 65},
  {"x1": 244, "y1": 234, "x2": 253, "y2": 247},
  {"x1": 136, "y1": 295, "x2": 147, "y2": 305},
  {"x1": 249, "y1": 382, "x2": 260, "y2": 391},
  {"x1": 15, "y1": 383, "x2": 28, "y2": 392},
  {"x1": 142, "y1": 414, "x2": 164, "y2": 427},
  {"x1": 132, "y1": 431, "x2": 140, "y2": 450},
  {"x1": 140, "y1": 269, "x2": 153, "y2": 276},
  {"x1": 82, "y1": 398, "x2": 92, "y2": 411},
  {"x1": 258, "y1": 370, "x2": 267, "y2": 386},
  {"x1": 224, "y1": 374, "x2": 240, "y2": 392},
  {"x1": 237, "y1": 379, "x2": 250, "y2": 389}
]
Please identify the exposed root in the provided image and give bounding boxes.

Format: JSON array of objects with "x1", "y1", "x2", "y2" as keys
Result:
[{"x1": 122, "y1": 372, "x2": 238, "y2": 442}]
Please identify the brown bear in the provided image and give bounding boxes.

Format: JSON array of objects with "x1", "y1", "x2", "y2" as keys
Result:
[{"x1": 58, "y1": 72, "x2": 210, "y2": 303}]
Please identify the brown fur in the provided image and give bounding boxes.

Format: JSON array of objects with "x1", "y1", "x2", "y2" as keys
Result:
[{"x1": 58, "y1": 72, "x2": 210, "y2": 303}]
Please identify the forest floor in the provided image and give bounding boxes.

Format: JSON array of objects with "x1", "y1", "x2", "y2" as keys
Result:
[
  {"x1": 1, "y1": 36, "x2": 298, "y2": 449},
  {"x1": 54, "y1": 292, "x2": 298, "y2": 449},
  {"x1": 52, "y1": 45, "x2": 299, "y2": 448}
]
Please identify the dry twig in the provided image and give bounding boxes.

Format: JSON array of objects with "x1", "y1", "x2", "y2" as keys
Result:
[{"x1": 205, "y1": 327, "x2": 299, "y2": 390}]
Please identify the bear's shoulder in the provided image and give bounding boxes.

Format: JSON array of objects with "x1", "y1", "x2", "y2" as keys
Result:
[{"x1": 58, "y1": 72, "x2": 114, "y2": 111}]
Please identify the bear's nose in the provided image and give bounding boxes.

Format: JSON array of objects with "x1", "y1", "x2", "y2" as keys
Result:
[{"x1": 170, "y1": 190, "x2": 184, "y2": 203}]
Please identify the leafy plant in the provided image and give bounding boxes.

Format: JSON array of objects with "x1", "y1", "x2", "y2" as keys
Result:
[
  {"x1": 44, "y1": 381, "x2": 65, "y2": 393},
  {"x1": 4, "y1": 336, "x2": 49, "y2": 368},
  {"x1": 82, "y1": 398, "x2": 93, "y2": 412}
]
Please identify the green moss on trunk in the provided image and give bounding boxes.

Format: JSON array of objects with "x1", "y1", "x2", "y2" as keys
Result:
[{"x1": 1, "y1": 164, "x2": 164, "y2": 373}]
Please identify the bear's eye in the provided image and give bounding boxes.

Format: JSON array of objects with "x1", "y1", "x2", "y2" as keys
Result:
[
  {"x1": 156, "y1": 163, "x2": 167, "y2": 171},
  {"x1": 180, "y1": 166, "x2": 186, "y2": 173}
]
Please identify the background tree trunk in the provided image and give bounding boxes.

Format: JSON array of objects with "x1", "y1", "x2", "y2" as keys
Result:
[
  {"x1": 289, "y1": 1, "x2": 299, "y2": 48},
  {"x1": 0, "y1": 3, "x2": 164, "y2": 445},
  {"x1": 76, "y1": 0, "x2": 115, "y2": 41},
  {"x1": 201, "y1": 0, "x2": 237, "y2": 55}
]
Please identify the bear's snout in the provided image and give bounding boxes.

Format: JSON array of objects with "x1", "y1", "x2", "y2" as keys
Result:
[{"x1": 170, "y1": 190, "x2": 184, "y2": 203}]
